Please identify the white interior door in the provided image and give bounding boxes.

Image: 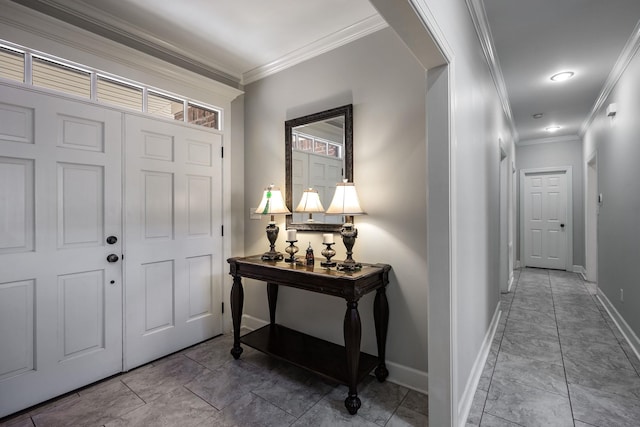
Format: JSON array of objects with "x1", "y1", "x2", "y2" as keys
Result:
[
  {"x1": 124, "y1": 114, "x2": 223, "y2": 369},
  {"x1": 292, "y1": 150, "x2": 342, "y2": 224},
  {"x1": 523, "y1": 171, "x2": 568, "y2": 270},
  {"x1": 0, "y1": 85, "x2": 122, "y2": 417}
]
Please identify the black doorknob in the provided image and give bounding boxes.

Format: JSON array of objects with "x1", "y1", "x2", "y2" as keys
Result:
[
  {"x1": 106, "y1": 236, "x2": 118, "y2": 245},
  {"x1": 106, "y1": 254, "x2": 119, "y2": 263},
  {"x1": 560, "y1": 223, "x2": 565, "y2": 228}
]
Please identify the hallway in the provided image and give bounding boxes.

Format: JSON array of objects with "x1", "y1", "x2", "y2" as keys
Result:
[{"x1": 467, "y1": 268, "x2": 640, "y2": 426}]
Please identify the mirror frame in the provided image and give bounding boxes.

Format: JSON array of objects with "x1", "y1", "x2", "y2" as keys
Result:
[{"x1": 285, "y1": 104, "x2": 353, "y2": 232}]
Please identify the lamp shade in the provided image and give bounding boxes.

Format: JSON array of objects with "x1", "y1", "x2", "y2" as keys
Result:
[
  {"x1": 256, "y1": 185, "x2": 290, "y2": 215},
  {"x1": 295, "y1": 188, "x2": 325, "y2": 213},
  {"x1": 325, "y1": 180, "x2": 366, "y2": 215}
]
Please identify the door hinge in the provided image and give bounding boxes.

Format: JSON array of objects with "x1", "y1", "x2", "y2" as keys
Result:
[
  {"x1": 221, "y1": 302, "x2": 224, "y2": 314},
  {"x1": 221, "y1": 225, "x2": 224, "y2": 236},
  {"x1": 221, "y1": 146, "x2": 224, "y2": 158}
]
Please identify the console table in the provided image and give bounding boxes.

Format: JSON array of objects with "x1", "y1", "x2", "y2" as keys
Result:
[{"x1": 227, "y1": 255, "x2": 391, "y2": 415}]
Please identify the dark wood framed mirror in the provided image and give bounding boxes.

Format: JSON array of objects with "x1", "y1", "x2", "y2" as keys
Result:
[{"x1": 285, "y1": 104, "x2": 353, "y2": 232}]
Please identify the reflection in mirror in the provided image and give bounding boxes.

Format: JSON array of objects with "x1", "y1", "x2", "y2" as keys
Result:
[{"x1": 285, "y1": 104, "x2": 353, "y2": 232}]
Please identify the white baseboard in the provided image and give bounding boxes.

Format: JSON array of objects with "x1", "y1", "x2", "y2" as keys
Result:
[
  {"x1": 239, "y1": 314, "x2": 428, "y2": 394},
  {"x1": 573, "y1": 265, "x2": 586, "y2": 279},
  {"x1": 458, "y1": 303, "x2": 502, "y2": 426},
  {"x1": 597, "y1": 289, "x2": 640, "y2": 365},
  {"x1": 507, "y1": 272, "x2": 514, "y2": 292}
]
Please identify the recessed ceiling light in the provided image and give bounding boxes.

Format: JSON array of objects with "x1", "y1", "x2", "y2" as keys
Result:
[
  {"x1": 545, "y1": 126, "x2": 561, "y2": 132},
  {"x1": 550, "y1": 71, "x2": 575, "y2": 82},
  {"x1": 532, "y1": 113, "x2": 543, "y2": 119}
]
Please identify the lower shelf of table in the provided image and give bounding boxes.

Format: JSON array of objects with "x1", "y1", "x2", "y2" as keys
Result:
[{"x1": 240, "y1": 324, "x2": 379, "y2": 386}]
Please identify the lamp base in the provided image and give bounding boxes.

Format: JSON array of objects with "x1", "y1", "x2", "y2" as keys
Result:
[
  {"x1": 337, "y1": 260, "x2": 362, "y2": 271},
  {"x1": 261, "y1": 251, "x2": 284, "y2": 261}
]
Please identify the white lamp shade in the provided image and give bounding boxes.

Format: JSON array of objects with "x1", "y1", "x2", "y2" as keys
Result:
[
  {"x1": 325, "y1": 181, "x2": 366, "y2": 215},
  {"x1": 295, "y1": 188, "x2": 325, "y2": 213},
  {"x1": 256, "y1": 186, "x2": 290, "y2": 215}
]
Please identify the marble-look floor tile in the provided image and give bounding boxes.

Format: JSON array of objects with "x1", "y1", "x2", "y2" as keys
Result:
[
  {"x1": 251, "y1": 363, "x2": 334, "y2": 417},
  {"x1": 554, "y1": 307, "x2": 603, "y2": 324},
  {"x1": 386, "y1": 405, "x2": 429, "y2": 427},
  {"x1": 218, "y1": 392, "x2": 296, "y2": 427},
  {"x1": 32, "y1": 379, "x2": 144, "y2": 427},
  {"x1": 500, "y1": 333, "x2": 562, "y2": 365},
  {"x1": 326, "y1": 377, "x2": 409, "y2": 426},
  {"x1": 620, "y1": 339, "x2": 640, "y2": 375},
  {"x1": 556, "y1": 317, "x2": 611, "y2": 334},
  {"x1": 400, "y1": 390, "x2": 428, "y2": 416},
  {"x1": 479, "y1": 413, "x2": 522, "y2": 426},
  {"x1": 573, "y1": 421, "x2": 598, "y2": 427},
  {"x1": 558, "y1": 325, "x2": 618, "y2": 346},
  {"x1": 564, "y1": 356, "x2": 640, "y2": 400},
  {"x1": 0, "y1": 416, "x2": 34, "y2": 427},
  {"x1": 104, "y1": 386, "x2": 219, "y2": 427},
  {"x1": 484, "y1": 377, "x2": 573, "y2": 427},
  {"x1": 506, "y1": 306, "x2": 556, "y2": 329},
  {"x1": 183, "y1": 334, "x2": 256, "y2": 371},
  {"x1": 504, "y1": 319, "x2": 558, "y2": 338},
  {"x1": 569, "y1": 383, "x2": 640, "y2": 427},
  {"x1": 492, "y1": 352, "x2": 567, "y2": 396},
  {"x1": 185, "y1": 360, "x2": 269, "y2": 410},
  {"x1": 121, "y1": 355, "x2": 208, "y2": 403},
  {"x1": 562, "y1": 338, "x2": 635, "y2": 371},
  {"x1": 466, "y1": 389, "x2": 487, "y2": 426},
  {"x1": 291, "y1": 393, "x2": 380, "y2": 427}
]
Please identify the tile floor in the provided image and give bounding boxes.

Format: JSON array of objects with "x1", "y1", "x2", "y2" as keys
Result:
[
  {"x1": 5, "y1": 268, "x2": 639, "y2": 427},
  {"x1": 467, "y1": 268, "x2": 640, "y2": 427},
  {"x1": 0, "y1": 332, "x2": 428, "y2": 427}
]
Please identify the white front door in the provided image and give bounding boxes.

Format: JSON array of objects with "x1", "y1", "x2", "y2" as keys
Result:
[
  {"x1": 0, "y1": 86, "x2": 122, "y2": 417},
  {"x1": 523, "y1": 171, "x2": 568, "y2": 270},
  {"x1": 124, "y1": 115, "x2": 223, "y2": 369}
]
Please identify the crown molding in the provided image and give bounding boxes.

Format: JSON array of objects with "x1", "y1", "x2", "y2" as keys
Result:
[
  {"x1": 465, "y1": 0, "x2": 519, "y2": 143},
  {"x1": 242, "y1": 14, "x2": 388, "y2": 85},
  {"x1": 0, "y1": 0, "x2": 244, "y2": 101},
  {"x1": 579, "y1": 19, "x2": 640, "y2": 137},
  {"x1": 10, "y1": 0, "x2": 243, "y2": 90},
  {"x1": 517, "y1": 134, "x2": 580, "y2": 147}
]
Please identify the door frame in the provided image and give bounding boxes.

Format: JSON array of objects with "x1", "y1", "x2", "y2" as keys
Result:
[
  {"x1": 519, "y1": 166, "x2": 573, "y2": 271},
  {"x1": 585, "y1": 152, "x2": 598, "y2": 282},
  {"x1": 499, "y1": 143, "x2": 509, "y2": 292}
]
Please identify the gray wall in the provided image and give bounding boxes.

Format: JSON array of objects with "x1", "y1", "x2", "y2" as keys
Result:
[
  {"x1": 243, "y1": 28, "x2": 429, "y2": 388},
  {"x1": 583, "y1": 46, "x2": 640, "y2": 340},
  {"x1": 516, "y1": 139, "x2": 585, "y2": 268},
  {"x1": 421, "y1": 1, "x2": 517, "y2": 412}
]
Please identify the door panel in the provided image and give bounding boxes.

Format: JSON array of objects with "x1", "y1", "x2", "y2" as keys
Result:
[
  {"x1": 124, "y1": 115, "x2": 223, "y2": 369},
  {"x1": 523, "y1": 172, "x2": 568, "y2": 269},
  {"x1": 0, "y1": 85, "x2": 122, "y2": 417}
]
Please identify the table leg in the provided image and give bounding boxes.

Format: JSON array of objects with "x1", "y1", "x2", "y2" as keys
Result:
[
  {"x1": 267, "y1": 283, "x2": 278, "y2": 325},
  {"x1": 230, "y1": 274, "x2": 244, "y2": 359},
  {"x1": 374, "y1": 286, "x2": 389, "y2": 381},
  {"x1": 344, "y1": 300, "x2": 362, "y2": 415}
]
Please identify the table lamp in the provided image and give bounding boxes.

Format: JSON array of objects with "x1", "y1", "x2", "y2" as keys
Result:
[
  {"x1": 295, "y1": 188, "x2": 325, "y2": 222},
  {"x1": 325, "y1": 180, "x2": 366, "y2": 271},
  {"x1": 256, "y1": 184, "x2": 291, "y2": 261}
]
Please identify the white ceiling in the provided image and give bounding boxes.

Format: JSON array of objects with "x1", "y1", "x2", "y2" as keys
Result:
[
  {"x1": 11, "y1": 0, "x2": 640, "y2": 144},
  {"x1": 12, "y1": 0, "x2": 385, "y2": 87},
  {"x1": 482, "y1": 0, "x2": 640, "y2": 143}
]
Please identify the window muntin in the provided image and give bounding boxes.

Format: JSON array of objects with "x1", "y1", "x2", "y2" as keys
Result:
[
  {"x1": 148, "y1": 91, "x2": 183, "y2": 121},
  {"x1": 292, "y1": 131, "x2": 342, "y2": 159},
  {"x1": 0, "y1": 40, "x2": 223, "y2": 130}
]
